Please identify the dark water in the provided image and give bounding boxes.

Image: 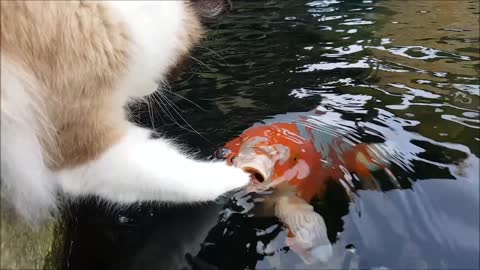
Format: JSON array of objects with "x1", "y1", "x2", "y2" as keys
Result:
[{"x1": 66, "y1": 1, "x2": 479, "y2": 269}]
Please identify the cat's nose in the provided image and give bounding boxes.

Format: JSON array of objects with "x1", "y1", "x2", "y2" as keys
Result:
[{"x1": 190, "y1": 0, "x2": 233, "y2": 19}]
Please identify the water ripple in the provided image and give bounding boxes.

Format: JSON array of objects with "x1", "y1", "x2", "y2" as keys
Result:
[{"x1": 368, "y1": 45, "x2": 472, "y2": 61}]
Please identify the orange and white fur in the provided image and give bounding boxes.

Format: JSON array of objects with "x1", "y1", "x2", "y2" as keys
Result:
[{"x1": 0, "y1": 0, "x2": 249, "y2": 225}]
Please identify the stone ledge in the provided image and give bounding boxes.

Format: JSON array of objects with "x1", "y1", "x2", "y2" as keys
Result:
[{"x1": 0, "y1": 203, "x2": 64, "y2": 270}]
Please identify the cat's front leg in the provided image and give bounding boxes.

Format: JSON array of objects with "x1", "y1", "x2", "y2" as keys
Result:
[{"x1": 56, "y1": 124, "x2": 250, "y2": 204}]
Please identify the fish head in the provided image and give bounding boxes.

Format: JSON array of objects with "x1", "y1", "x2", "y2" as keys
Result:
[{"x1": 221, "y1": 123, "x2": 322, "y2": 189}]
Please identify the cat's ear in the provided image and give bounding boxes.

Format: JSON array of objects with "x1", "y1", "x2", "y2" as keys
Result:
[{"x1": 190, "y1": 0, "x2": 233, "y2": 20}]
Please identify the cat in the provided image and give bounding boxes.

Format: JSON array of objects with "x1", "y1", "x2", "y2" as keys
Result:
[{"x1": 0, "y1": 0, "x2": 249, "y2": 225}]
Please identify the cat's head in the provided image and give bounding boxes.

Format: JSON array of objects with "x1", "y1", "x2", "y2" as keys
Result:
[
  {"x1": 190, "y1": 0, "x2": 233, "y2": 20},
  {"x1": 165, "y1": 0, "x2": 233, "y2": 82},
  {"x1": 109, "y1": 0, "x2": 233, "y2": 98},
  {"x1": 0, "y1": 1, "x2": 234, "y2": 170},
  {"x1": 164, "y1": 0, "x2": 233, "y2": 82}
]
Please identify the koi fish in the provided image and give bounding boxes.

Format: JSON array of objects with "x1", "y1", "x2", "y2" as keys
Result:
[{"x1": 218, "y1": 113, "x2": 399, "y2": 264}]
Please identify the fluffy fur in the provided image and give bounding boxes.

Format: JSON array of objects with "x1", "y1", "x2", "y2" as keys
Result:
[{"x1": 0, "y1": 0, "x2": 249, "y2": 225}]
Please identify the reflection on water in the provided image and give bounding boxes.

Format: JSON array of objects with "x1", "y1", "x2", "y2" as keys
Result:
[{"x1": 67, "y1": 1, "x2": 479, "y2": 269}]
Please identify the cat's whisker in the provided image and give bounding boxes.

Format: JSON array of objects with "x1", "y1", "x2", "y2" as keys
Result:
[
  {"x1": 188, "y1": 55, "x2": 215, "y2": 72},
  {"x1": 145, "y1": 96, "x2": 156, "y2": 130},
  {"x1": 150, "y1": 93, "x2": 181, "y2": 128},
  {"x1": 157, "y1": 92, "x2": 210, "y2": 142},
  {"x1": 152, "y1": 92, "x2": 198, "y2": 135},
  {"x1": 197, "y1": 45, "x2": 230, "y2": 68},
  {"x1": 158, "y1": 95, "x2": 200, "y2": 135},
  {"x1": 147, "y1": 94, "x2": 168, "y2": 127},
  {"x1": 155, "y1": 91, "x2": 185, "y2": 113},
  {"x1": 163, "y1": 88, "x2": 206, "y2": 112},
  {"x1": 179, "y1": 72, "x2": 196, "y2": 84}
]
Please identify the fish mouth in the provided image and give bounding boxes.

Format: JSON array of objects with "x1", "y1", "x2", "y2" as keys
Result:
[
  {"x1": 229, "y1": 138, "x2": 276, "y2": 185},
  {"x1": 243, "y1": 167, "x2": 266, "y2": 183},
  {"x1": 234, "y1": 154, "x2": 274, "y2": 184}
]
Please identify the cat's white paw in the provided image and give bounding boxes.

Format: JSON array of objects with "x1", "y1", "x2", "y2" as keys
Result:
[{"x1": 201, "y1": 162, "x2": 250, "y2": 200}]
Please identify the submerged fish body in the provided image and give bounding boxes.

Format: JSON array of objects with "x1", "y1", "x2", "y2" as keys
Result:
[
  {"x1": 221, "y1": 112, "x2": 398, "y2": 264},
  {"x1": 223, "y1": 120, "x2": 392, "y2": 201}
]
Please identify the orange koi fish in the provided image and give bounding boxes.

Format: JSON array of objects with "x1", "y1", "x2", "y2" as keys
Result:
[{"x1": 219, "y1": 116, "x2": 399, "y2": 264}]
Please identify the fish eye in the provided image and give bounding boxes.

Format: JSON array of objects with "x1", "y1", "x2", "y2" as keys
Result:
[{"x1": 215, "y1": 147, "x2": 231, "y2": 159}]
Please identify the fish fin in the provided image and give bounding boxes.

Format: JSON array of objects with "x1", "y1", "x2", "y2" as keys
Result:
[
  {"x1": 275, "y1": 197, "x2": 332, "y2": 264},
  {"x1": 353, "y1": 143, "x2": 403, "y2": 190},
  {"x1": 384, "y1": 167, "x2": 401, "y2": 188},
  {"x1": 356, "y1": 170, "x2": 381, "y2": 190}
]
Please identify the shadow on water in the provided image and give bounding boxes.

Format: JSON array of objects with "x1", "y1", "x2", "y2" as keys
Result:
[{"x1": 66, "y1": 0, "x2": 479, "y2": 269}]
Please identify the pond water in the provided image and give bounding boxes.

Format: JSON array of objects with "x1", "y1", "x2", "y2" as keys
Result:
[{"x1": 65, "y1": 1, "x2": 479, "y2": 269}]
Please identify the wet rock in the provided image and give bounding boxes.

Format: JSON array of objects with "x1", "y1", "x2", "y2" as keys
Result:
[{"x1": 0, "y1": 202, "x2": 65, "y2": 270}]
